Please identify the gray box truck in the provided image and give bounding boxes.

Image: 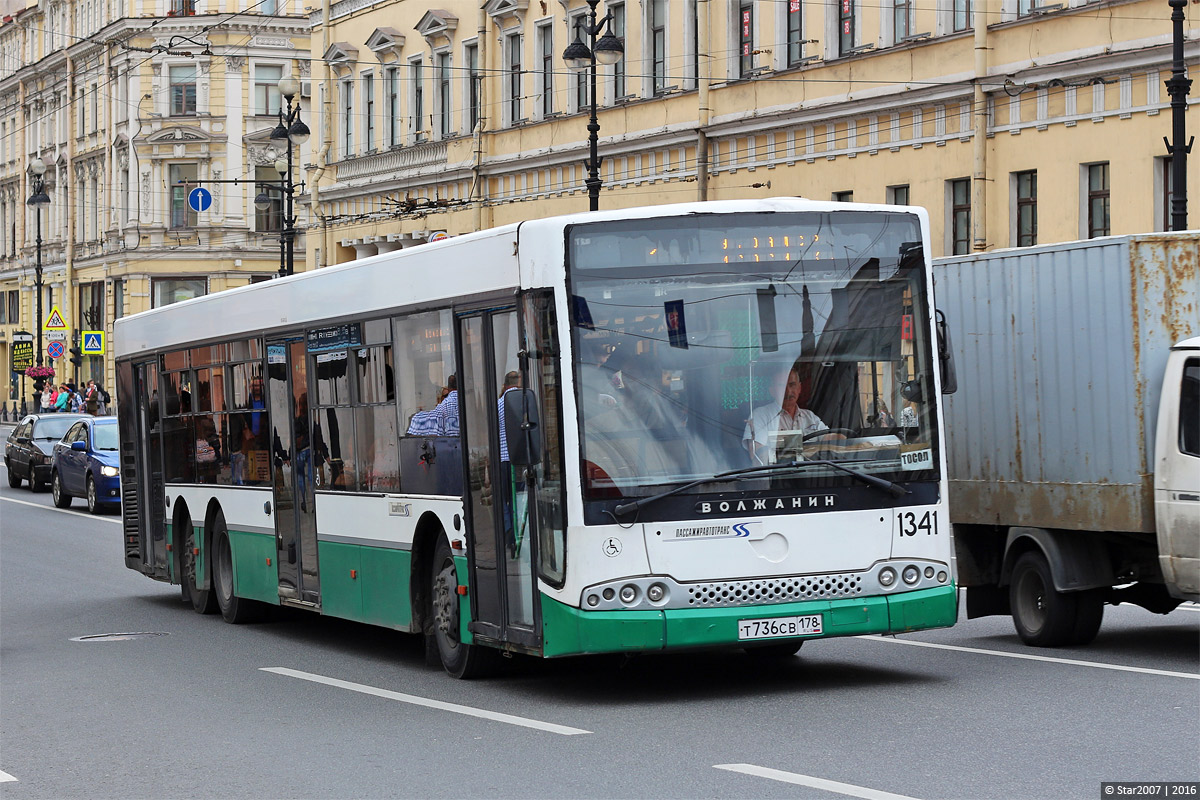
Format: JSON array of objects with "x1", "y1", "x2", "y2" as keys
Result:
[{"x1": 935, "y1": 233, "x2": 1199, "y2": 646}]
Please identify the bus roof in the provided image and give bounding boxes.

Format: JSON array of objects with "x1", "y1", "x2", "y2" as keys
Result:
[{"x1": 114, "y1": 197, "x2": 927, "y2": 358}]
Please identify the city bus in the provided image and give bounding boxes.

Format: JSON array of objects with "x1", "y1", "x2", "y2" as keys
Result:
[{"x1": 115, "y1": 198, "x2": 958, "y2": 678}]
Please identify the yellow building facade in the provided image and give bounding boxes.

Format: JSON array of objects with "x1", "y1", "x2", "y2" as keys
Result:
[
  {"x1": 307, "y1": 0, "x2": 1197, "y2": 267},
  {"x1": 0, "y1": 0, "x2": 310, "y2": 409}
]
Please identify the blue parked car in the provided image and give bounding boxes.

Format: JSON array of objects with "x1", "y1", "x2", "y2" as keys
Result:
[{"x1": 51, "y1": 417, "x2": 121, "y2": 514}]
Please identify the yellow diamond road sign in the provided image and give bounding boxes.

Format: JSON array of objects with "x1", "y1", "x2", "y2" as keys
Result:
[
  {"x1": 43, "y1": 306, "x2": 67, "y2": 330},
  {"x1": 81, "y1": 331, "x2": 105, "y2": 355}
]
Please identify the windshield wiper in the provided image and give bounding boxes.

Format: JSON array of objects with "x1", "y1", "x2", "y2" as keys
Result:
[{"x1": 612, "y1": 460, "x2": 908, "y2": 517}]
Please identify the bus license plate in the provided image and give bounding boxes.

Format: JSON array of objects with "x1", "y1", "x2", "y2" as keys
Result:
[{"x1": 737, "y1": 614, "x2": 823, "y2": 640}]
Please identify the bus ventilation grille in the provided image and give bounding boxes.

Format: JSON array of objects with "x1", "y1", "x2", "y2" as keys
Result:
[{"x1": 687, "y1": 575, "x2": 863, "y2": 607}]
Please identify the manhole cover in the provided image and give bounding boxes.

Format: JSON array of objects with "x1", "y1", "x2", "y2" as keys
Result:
[{"x1": 70, "y1": 632, "x2": 170, "y2": 642}]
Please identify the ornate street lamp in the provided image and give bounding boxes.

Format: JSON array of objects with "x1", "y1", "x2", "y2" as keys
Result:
[
  {"x1": 269, "y1": 75, "x2": 310, "y2": 276},
  {"x1": 26, "y1": 157, "x2": 51, "y2": 405},
  {"x1": 562, "y1": 0, "x2": 624, "y2": 211}
]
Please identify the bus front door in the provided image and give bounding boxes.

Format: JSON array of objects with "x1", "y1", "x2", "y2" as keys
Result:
[
  {"x1": 266, "y1": 338, "x2": 320, "y2": 605},
  {"x1": 458, "y1": 307, "x2": 539, "y2": 650}
]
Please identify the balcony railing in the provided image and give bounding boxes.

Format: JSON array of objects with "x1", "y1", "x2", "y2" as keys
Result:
[{"x1": 336, "y1": 141, "x2": 448, "y2": 180}]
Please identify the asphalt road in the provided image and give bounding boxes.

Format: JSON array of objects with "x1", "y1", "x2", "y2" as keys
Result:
[{"x1": 1, "y1": 460, "x2": 1197, "y2": 800}]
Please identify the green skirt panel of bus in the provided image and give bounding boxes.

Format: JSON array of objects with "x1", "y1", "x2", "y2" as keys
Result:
[
  {"x1": 316, "y1": 541, "x2": 413, "y2": 629},
  {"x1": 230, "y1": 530, "x2": 282, "y2": 605},
  {"x1": 540, "y1": 585, "x2": 957, "y2": 657}
]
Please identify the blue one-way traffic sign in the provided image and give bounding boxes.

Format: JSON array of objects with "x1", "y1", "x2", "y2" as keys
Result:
[{"x1": 188, "y1": 186, "x2": 213, "y2": 213}]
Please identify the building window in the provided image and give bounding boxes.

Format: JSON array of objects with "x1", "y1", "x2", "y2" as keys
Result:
[
  {"x1": 1087, "y1": 163, "x2": 1110, "y2": 238},
  {"x1": 571, "y1": 14, "x2": 588, "y2": 110},
  {"x1": 894, "y1": 0, "x2": 912, "y2": 42},
  {"x1": 611, "y1": 3, "x2": 626, "y2": 98},
  {"x1": 113, "y1": 279, "x2": 124, "y2": 320},
  {"x1": 953, "y1": 0, "x2": 972, "y2": 31},
  {"x1": 738, "y1": 3, "x2": 754, "y2": 78},
  {"x1": 363, "y1": 72, "x2": 375, "y2": 151},
  {"x1": 78, "y1": 281, "x2": 104, "y2": 331},
  {"x1": 170, "y1": 0, "x2": 195, "y2": 15},
  {"x1": 839, "y1": 0, "x2": 856, "y2": 56},
  {"x1": 888, "y1": 184, "x2": 910, "y2": 205},
  {"x1": 437, "y1": 52, "x2": 452, "y2": 136},
  {"x1": 465, "y1": 43, "x2": 480, "y2": 132},
  {"x1": 254, "y1": 64, "x2": 282, "y2": 115},
  {"x1": 1161, "y1": 156, "x2": 1175, "y2": 231},
  {"x1": 833, "y1": 190, "x2": 854, "y2": 202},
  {"x1": 650, "y1": 0, "x2": 667, "y2": 94},
  {"x1": 950, "y1": 178, "x2": 971, "y2": 254},
  {"x1": 255, "y1": 165, "x2": 282, "y2": 232},
  {"x1": 1015, "y1": 170, "x2": 1037, "y2": 247},
  {"x1": 787, "y1": 0, "x2": 804, "y2": 66},
  {"x1": 151, "y1": 278, "x2": 206, "y2": 309},
  {"x1": 169, "y1": 66, "x2": 197, "y2": 116},
  {"x1": 1018, "y1": 0, "x2": 1033, "y2": 16},
  {"x1": 411, "y1": 58, "x2": 425, "y2": 137},
  {"x1": 538, "y1": 25, "x2": 554, "y2": 116},
  {"x1": 386, "y1": 67, "x2": 400, "y2": 146},
  {"x1": 341, "y1": 79, "x2": 353, "y2": 156},
  {"x1": 261, "y1": 0, "x2": 277, "y2": 13},
  {"x1": 506, "y1": 34, "x2": 522, "y2": 123},
  {"x1": 169, "y1": 163, "x2": 198, "y2": 229}
]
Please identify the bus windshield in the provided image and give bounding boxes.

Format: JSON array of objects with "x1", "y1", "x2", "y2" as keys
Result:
[{"x1": 568, "y1": 210, "x2": 939, "y2": 500}]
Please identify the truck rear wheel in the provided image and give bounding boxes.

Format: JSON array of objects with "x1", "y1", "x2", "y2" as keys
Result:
[{"x1": 1010, "y1": 550, "x2": 1101, "y2": 647}]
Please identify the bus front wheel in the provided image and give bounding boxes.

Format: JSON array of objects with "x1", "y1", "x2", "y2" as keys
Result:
[
  {"x1": 743, "y1": 640, "x2": 804, "y2": 658},
  {"x1": 430, "y1": 537, "x2": 496, "y2": 679}
]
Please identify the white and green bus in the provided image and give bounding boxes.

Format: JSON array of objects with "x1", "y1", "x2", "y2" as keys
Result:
[{"x1": 115, "y1": 198, "x2": 958, "y2": 677}]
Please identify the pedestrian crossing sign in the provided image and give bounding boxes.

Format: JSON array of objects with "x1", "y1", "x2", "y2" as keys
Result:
[
  {"x1": 81, "y1": 330, "x2": 105, "y2": 355},
  {"x1": 43, "y1": 306, "x2": 67, "y2": 330}
]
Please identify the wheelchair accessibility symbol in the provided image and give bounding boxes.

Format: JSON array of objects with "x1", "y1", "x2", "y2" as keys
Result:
[{"x1": 603, "y1": 537, "x2": 622, "y2": 557}]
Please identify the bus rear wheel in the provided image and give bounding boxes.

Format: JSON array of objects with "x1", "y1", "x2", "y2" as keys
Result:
[
  {"x1": 184, "y1": 522, "x2": 218, "y2": 615},
  {"x1": 430, "y1": 537, "x2": 496, "y2": 679},
  {"x1": 213, "y1": 511, "x2": 261, "y2": 624}
]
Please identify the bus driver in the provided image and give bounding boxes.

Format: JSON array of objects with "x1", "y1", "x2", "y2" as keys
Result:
[{"x1": 743, "y1": 360, "x2": 833, "y2": 464}]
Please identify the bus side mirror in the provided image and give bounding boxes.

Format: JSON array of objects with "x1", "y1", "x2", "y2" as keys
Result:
[
  {"x1": 503, "y1": 388, "x2": 541, "y2": 467},
  {"x1": 936, "y1": 309, "x2": 958, "y2": 395}
]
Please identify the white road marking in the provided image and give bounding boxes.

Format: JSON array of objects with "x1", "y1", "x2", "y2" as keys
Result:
[
  {"x1": 714, "y1": 764, "x2": 920, "y2": 800},
  {"x1": 260, "y1": 667, "x2": 591, "y2": 735},
  {"x1": 0, "y1": 494, "x2": 121, "y2": 523},
  {"x1": 0, "y1": 770, "x2": 16, "y2": 782},
  {"x1": 857, "y1": 636, "x2": 1200, "y2": 680}
]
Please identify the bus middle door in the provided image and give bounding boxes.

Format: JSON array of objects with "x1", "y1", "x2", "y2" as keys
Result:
[
  {"x1": 457, "y1": 307, "x2": 539, "y2": 650},
  {"x1": 266, "y1": 338, "x2": 320, "y2": 605}
]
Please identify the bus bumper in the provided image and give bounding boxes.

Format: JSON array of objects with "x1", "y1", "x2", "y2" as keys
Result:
[{"x1": 540, "y1": 584, "x2": 958, "y2": 658}]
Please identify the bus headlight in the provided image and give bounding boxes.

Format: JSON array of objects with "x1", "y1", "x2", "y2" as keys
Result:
[
  {"x1": 101, "y1": 466, "x2": 119, "y2": 477},
  {"x1": 646, "y1": 583, "x2": 666, "y2": 603},
  {"x1": 902, "y1": 565, "x2": 921, "y2": 585},
  {"x1": 619, "y1": 585, "x2": 638, "y2": 605},
  {"x1": 879, "y1": 567, "x2": 897, "y2": 587}
]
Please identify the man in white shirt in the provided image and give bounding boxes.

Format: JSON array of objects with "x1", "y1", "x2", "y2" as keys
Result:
[{"x1": 743, "y1": 362, "x2": 830, "y2": 464}]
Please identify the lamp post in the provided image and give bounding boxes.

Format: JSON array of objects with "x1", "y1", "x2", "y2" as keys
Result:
[
  {"x1": 1166, "y1": 0, "x2": 1192, "y2": 231},
  {"x1": 562, "y1": 0, "x2": 624, "y2": 211},
  {"x1": 256, "y1": 76, "x2": 310, "y2": 276},
  {"x1": 26, "y1": 157, "x2": 50, "y2": 406}
]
